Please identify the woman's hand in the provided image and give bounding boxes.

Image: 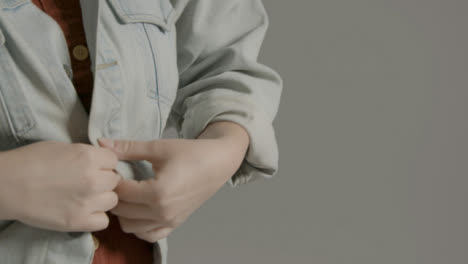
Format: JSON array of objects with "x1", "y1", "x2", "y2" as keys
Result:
[
  {"x1": 0, "y1": 141, "x2": 122, "y2": 232},
  {"x1": 98, "y1": 121, "x2": 250, "y2": 243}
]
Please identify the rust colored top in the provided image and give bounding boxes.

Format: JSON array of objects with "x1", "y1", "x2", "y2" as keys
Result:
[
  {"x1": 31, "y1": 0, "x2": 94, "y2": 113},
  {"x1": 30, "y1": 1, "x2": 154, "y2": 263}
]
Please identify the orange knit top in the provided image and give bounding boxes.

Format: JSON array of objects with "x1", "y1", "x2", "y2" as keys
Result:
[{"x1": 30, "y1": 0, "x2": 155, "y2": 263}]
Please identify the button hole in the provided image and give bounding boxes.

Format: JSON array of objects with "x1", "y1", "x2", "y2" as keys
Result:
[{"x1": 96, "y1": 60, "x2": 118, "y2": 70}]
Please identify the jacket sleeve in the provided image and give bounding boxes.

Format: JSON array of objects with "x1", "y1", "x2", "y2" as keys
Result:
[{"x1": 168, "y1": 0, "x2": 283, "y2": 187}]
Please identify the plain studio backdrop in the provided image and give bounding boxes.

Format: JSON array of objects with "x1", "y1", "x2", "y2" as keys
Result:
[{"x1": 167, "y1": 1, "x2": 468, "y2": 264}]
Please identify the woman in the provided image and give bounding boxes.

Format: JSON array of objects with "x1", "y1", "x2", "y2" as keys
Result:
[{"x1": 0, "y1": 0, "x2": 282, "y2": 263}]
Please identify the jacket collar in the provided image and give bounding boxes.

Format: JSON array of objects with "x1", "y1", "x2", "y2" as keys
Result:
[
  {"x1": 78, "y1": 0, "x2": 99, "y2": 72},
  {"x1": 0, "y1": 0, "x2": 99, "y2": 73},
  {"x1": 0, "y1": 0, "x2": 99, "y2": 71}
]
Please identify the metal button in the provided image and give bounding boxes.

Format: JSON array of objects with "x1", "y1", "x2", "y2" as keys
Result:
[
  {"x1": 72, "y1": 44, "x2": 89, "y2": 61},
  {"x1": 91, "y1": 234, "x2": 100, "y2": 250}
]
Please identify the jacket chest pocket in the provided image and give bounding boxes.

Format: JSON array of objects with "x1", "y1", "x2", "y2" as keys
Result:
[
  {"x1": 0, "y1": 28, "x2": 36, "y2": 147},
  {"x1": 107, "y1": 0, "x2": 179, "y2": 136}
]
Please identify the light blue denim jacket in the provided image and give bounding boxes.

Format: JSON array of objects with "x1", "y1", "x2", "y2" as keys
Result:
[{"x1": 0, "y1": 0, "x2": 282, "y2": 263}]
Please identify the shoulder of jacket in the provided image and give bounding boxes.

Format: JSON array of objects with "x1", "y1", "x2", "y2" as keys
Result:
[{"x1": 169, "y1": 0, "x2": 267, "y2": 25}]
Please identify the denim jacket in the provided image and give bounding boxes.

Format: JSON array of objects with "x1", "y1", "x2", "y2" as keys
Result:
[{"x1": 0, "y1": 0, "x2": 282, "y2": 263}]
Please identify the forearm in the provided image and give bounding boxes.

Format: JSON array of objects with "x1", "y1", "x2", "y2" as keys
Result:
[
  {"x1": 197, "y1": 121, "x2": 249, "y2": 146},
  {"x1": 197, "y1": 120, "x2": 250, "y2": 164}
]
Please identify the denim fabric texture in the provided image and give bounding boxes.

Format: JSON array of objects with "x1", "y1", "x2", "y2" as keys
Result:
[{"x1": 0, "y1": 0, "x2": 282, "y2": 263}]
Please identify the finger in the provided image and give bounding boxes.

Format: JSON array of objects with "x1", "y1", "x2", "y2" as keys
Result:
[
  {"x1": 89, "y1": 191, "x2": 119, "y2": 213},
  {"x1": 80, "y1": 212, "x2": 110, "y2": 232},
  {"x1": 117, "y1": 215, "x2": 163, "y2": 234},
  {"x1": 97, "y1": 137, "x2": 154, "y2": 161},
  {"x1": 106, "y1": 170, "x2": 123, "y2": 190},
  {"x1": 110, "y1": 200, "x2": 156, "y2": 220},
  {"x1": 92, "y1": 146, "x2": 120, "y2": 170},
  {"x1": 114, "y1": 178, "x2": 153, "y2": 204},
  {"x1": 135, "y1": 226, "x2": 173, "y2": 243},
  {"x1": 85, "y1": 170, "x2": 122, "y2": 194}
]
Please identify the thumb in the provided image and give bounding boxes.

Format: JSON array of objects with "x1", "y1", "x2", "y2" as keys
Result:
[{"x1": 98, "y1": 137, "x2": 154, "y2": 161}]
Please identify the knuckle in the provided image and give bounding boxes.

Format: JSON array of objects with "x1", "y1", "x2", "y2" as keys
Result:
[
  {"x1": 82, "y1": 173, "x2": 99, "y2": 192},
  {"x1": 149, "y1": 195, "x2": 164, "y2": 210},
  {"x1": 62, "y1": 211, "x2": 80, "y2": 231},
  {"x1": 109, "y1": 192, "x2": 119, "y2": 209},
  {"x1": 112, "y1": 171, "x2": 123, "y2": 185},
  {"x1": 89, "y1": 214, "x2": 109, "y2": 232},
  {"x1": 76, "y1": 147, "x2": 96, "y2": 165},
  {"x1": 117, "y1": 140, "x2": 132, "y2": 155},
  {"x1": 158, "y1": 205, "x2": 174, "y2": 223},
  {"x1": 150, "y1": 184, "x2": 167, "y2": 201},
  {"x1": 104, "y1": 148, "x2": 119, "y2": 165},
  {"x1": 99, "y1": 214, "x2": 111, "y2": 230},
  {"x1": 111, "y1": 156, "x2": 119, "y2": 168},
  {"x1": 75, "y1": 197, "x2": 91, "y2": 213}
]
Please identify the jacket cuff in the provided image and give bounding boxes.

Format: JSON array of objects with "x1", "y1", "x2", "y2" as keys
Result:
[{"x1": 178, "y1": 89, "x2": 279, "y2": 187}]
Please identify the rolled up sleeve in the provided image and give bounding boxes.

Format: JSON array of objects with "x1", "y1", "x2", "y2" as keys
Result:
[{"x1": 169, "y1": 0, "x2": 283, "y2": 187}]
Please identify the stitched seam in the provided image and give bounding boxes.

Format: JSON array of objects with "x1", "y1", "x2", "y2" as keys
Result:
[
  {"x1": 142, "y1": 23, "x2": 163, "y2": 137},
  {"x1": 0, "y1": 50, "x2": 35, "y2": 137},
  {"x1": 121, "y1": 14, "x2": 168, "y2": 31},
  {"x1": 109, "y1": 0, "x2": 169, "y2": 30},
  {"x1": 0, "y1": 78, "x2": 19, "y2": 141}
]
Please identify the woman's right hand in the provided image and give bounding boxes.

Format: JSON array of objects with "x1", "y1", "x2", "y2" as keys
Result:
[{"x1": 0, "y1": 140, "x2": 122, "y2": 232}]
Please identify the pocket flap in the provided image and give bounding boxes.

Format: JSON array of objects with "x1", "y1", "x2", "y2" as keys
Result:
[{"x1": 107, "y1": 0, "x2": 174, "y2": 31}]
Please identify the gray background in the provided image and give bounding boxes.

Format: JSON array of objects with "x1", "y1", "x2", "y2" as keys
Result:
[{"x1": 168, "y1": 1, "x2": 468, "y2": 263}]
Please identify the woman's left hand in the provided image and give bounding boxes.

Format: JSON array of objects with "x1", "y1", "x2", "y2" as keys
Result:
[{"x1": 97, "y1": 121, "x2": 249, "y2": 243}]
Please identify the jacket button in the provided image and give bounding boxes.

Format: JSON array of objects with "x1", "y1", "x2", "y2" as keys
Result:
[
  {"x1": 72, "y1": 44, "x2": 89, "y2": 61},
  {"x1": 91, "y1": 234, "x2": 100, "y2": 250}
]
